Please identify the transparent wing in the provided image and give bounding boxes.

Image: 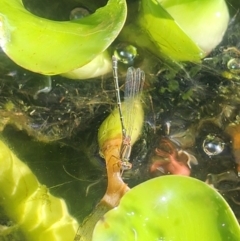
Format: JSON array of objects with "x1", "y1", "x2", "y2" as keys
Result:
[{"x1": 124, "y1": 67, "x2": 145, "y2": 139}]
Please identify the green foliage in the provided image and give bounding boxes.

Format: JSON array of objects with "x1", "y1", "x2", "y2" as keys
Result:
[
  {"x1": 0, "y1": 0, "x2": 230, "y2": 77},
  {"x1": 93, "y1": 176, "x2": 240, "y2": 241},
  {"x1": 119, "y1": 0, "x2": 229, "y2": 63},
  {"x1": 137, "y1": 0, "x2": 203, "y2": 62},
  {"x1": 98, "y1": 99, "x2": 144, "y2": 151},
  {"x1": 0, "y1": 0, "x2": 127, "y2": 75},
  {"x1": 0, "y1": 139, "x2": 78, "y2": 241}
]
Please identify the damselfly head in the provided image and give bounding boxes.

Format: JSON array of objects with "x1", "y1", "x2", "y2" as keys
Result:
[{"x1": 121, "y1": 161, "x2": 132, "y2": 171}]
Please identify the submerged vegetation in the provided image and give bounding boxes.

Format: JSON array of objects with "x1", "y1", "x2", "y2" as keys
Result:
[{"x1": 0, "y1": 0, "x2": 240, "y2": 240}]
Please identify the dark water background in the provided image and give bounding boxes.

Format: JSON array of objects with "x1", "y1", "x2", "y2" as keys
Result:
[{"x1": 1, "y1": 0, "x2": 240, "y2": 240}]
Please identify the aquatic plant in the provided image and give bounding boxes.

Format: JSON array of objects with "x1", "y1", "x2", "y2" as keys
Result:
[
  {"x1": 0, "y1": 0, "x2": 229, "y2": 78},
  {"x1": 1, "y1": 137, "x2": 239, "y2": 241},
  {"x1": 93, "y1": 175, "x2": 240, "y2": 241},
  {"x1": 0, "y1": 0, "x2": 127, "y2": 76},
  {"x1": 123, "y1": 0, "x2": 229, "y2": 62},
  {"x1": 0, "y1": 0, "x2": 239, "y2": 241},
  {"x1": 0, "y1": 139, "x2": 78, "y2": 241}
]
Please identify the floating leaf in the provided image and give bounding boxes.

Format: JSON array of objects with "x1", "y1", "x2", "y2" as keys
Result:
[
  {"x1": 98, "y1": 99, "x2": 144, "y2": 152},
  {"x1": 0, "y1": 0, "x2": 127, "y2": 75},
  {"x1": 121, "y1": 0, "x2": 229, "y2": 62},
  {"x1": 159, "y1": 0, "x2": 229, "y2": 54},
  {"x1": 93, "y1": 175, "x2": 240, "y2": 241},
  {"x1": 97, "y1": 99, "x2": 144, "y2": 207},
  {"x1": 97, "y1": 66, "x2": 145, "y2": 207},
  {"x1": 62, "y1": 50, "x2": 112, "y2": 79},
  {"x1": 0, "y1": 139, "x2": 78, "y2": 241}
]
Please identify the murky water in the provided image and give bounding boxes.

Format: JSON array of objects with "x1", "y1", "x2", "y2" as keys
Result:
[{"x1": 0, "y1": 0, "x2": 240, "y2": 240}]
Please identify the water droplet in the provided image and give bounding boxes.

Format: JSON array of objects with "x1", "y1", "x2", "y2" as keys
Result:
[
  {"x1": 202, "y1": 134, "x2": 225, "y2": 156},
  {"x1": 113, "y1": 43, "x2": 138, "y2": 65},
  {"x1": 70, "y1": 7, "x2": 90, "y2": 20},
  {"x1": 227, "y1": 58, "x2": 240, "y2": 74}
]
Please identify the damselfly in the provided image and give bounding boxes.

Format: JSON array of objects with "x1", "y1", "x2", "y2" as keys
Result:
[{"x1": 112, "y1": 56, "x2": 145, "y2": 170}]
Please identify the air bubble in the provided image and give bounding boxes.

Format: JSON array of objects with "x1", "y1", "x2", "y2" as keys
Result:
[
  {"x1": 113, "y1": 43, "x2": 138, "y2": 65},
  {"x1": 202, "y1": 134, "x2": 225, "y2": 156},
  {"x1": 70, "y1": 7, "x2": 90, "y2": 20},
  {"x1": 227, "y1": 58, "x2": 240, "y2": 74}
]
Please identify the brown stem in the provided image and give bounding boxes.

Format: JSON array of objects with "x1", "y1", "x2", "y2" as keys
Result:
[
  {"x1": 75, "y1": 139, "x2": 130, "y2": 241},
  {"x1": 100, "y1": 139, "x2": 130, "y2": 207}
]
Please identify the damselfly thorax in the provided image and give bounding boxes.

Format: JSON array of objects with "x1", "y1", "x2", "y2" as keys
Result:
[{"x1": 120, "y1": 135, "x2": 132, "y2": 170}]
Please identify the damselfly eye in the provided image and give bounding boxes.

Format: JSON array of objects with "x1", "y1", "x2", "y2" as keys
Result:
[
  {"x1": 121, "y1": 161, "x2": 132, "y2": 171},
  {"x1": 69, "y1": 7, "x2": 90, "y2": 20},
  {"x1": 227, "y1": 58, "x2": 240, "y2": 74},
  {"x1": 113, "y1": 43, "x2": 138, "y2": 65},
  {"x1": 202, "y1": 134, "x2": 225, "y2": 156}
]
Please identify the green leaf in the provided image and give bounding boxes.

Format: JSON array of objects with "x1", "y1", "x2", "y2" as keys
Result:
[
  {"x1": 0, "y1": 139, "x2": 78, "y2": 241},
  {"x1": 62, "y1": 50, "x2": 112, "y2": 79},
  {"x1": 98, "y1": 99, "x2": 144, "y2": 152},
  {"x1": 0, "y1": 0, "x2": 127, "y2": 75},
  {"x1": 138, "y1": 0, "x2": 204, "y2": 61},
  {"x1": 159, "y1": 0, "x2": 229, "y2": 54},
  {"x1": 123, "y1": 0, "x2": 228, "y2": 62},
  {"x1": 93, "y1": 176, "x2": 240, "y2": 241}
]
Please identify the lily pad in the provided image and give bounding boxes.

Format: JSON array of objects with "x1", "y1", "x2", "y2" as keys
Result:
[
  {"x1": 134, "y1": 0, "x2": 229, "y2": 61},
  {"x1": 0, "y1": 0, "x2": 127, "y2": 75},
  {"x1": 93, "y1": 175, "x2": 240, "y2": 241}
]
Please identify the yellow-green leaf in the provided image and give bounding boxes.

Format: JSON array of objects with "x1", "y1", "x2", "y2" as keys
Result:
[
  {"x1": 122, "y1": 0, "x2": 229, "y2": 62},
  {"x1": 0, "y1": 139, "x2": 78, "y2": 241},
  {"x1": 93, "y1": 176, "x2": 240, "y2": 241},
  {"x1": 0, "y1": 0, "x2": 127, "y2": 75},
  {"x1": 137, "y1": 0, "x2": 204, "y2": 61},
  {"x1": 98, "y1": 99, "x2": 144, "y2": 152}
]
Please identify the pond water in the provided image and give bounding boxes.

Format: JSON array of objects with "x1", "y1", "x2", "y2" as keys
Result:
[{"x1": 0, "y1": 0, "x2": 240, "y2": 240}]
